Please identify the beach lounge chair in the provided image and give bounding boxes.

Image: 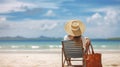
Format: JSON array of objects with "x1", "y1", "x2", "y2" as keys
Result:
[{"x1": 62, "y1": 40, "x2": 85, "y2": 67}]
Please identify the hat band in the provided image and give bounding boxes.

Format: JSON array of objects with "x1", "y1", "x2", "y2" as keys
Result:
[{"x1": 71, "y1": 25, "x2": 80, "y2": 31}]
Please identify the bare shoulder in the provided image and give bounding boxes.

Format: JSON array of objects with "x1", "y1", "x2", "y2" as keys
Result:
[
  {"x1": 84, "y1": 37, "x2": 89, "y2": 39},
  {"x1": 85, "y1": 37, "x2": 91, "y2": 41}
]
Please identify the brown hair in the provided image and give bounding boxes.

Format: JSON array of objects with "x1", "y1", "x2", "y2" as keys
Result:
[{"x1": 73, "y1": 35, "x2": 83, "y2": 46}]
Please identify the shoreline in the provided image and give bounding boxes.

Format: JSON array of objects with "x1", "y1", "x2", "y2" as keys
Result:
[{"x1": 0, "y1": 48, "x2": 120, "y2": 53}]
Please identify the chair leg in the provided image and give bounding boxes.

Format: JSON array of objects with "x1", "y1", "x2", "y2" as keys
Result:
[
  {"x1": 62, "y1": 49, "x2": 64, "y2": 67},
  {"x1": 66, "y1": 59, "x2": 70, "y2": 66},
  {"x1": 68, "y1": 58, "x2": 72, "y2": 65}
]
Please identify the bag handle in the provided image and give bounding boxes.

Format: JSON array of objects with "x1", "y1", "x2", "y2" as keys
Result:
[
  {"x1": 85, "y1": 40, "x2": 94, "y2": 54},
  {"x1": 89, "y1": 43, "x2": 94, "y2": 54}
]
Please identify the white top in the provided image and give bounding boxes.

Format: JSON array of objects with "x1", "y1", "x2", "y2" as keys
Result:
[{"x1": 64, "y1": 35, "x2": 88, "y2": 49}]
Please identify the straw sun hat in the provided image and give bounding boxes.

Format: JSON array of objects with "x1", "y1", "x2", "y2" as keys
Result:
[{"x1": 64, "y1": 20, "x2": 85, "y2": 36}]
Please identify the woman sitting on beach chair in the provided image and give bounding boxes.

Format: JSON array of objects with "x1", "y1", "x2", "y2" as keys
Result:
[{"x1": 62, "y1": 20, "x2": 91, "y2": 67}]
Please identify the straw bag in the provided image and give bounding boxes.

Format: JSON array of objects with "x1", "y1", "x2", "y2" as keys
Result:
[{"x1": 84, "y1": 44, "x2": 102, "y2": 67}]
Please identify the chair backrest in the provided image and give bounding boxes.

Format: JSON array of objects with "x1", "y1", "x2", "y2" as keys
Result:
[{"x1": 62, "y1": 40, "x2": 84, "y2": 58}]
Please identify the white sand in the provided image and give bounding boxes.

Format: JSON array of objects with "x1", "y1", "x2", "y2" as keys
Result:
[{"x1": 0, "y1": 49, "x2": 120, "y2": 67}]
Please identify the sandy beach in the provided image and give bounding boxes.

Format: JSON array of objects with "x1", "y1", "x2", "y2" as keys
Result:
[{"x1": 0, "y1": 49, "x2": 120, "y2": 67}]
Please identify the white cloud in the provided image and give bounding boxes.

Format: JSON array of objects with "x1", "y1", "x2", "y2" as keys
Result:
[
  {"x1": 86, "y1": 8, "x2": 120, "y2": 38},
  {"x1": 87, "y1": 13, "x2": 103, "y2": 25},
  {"x1": 0, "y1": 19, "x2": 66, "y2": 37},
  {"x1": 0, "y1": 17, "x2": 6, "y2": 22},
  {"x1": 0, "y1": 0, "x2": 60, "y2": 13},
  {"x1": 0, "y1": 16, "x2": 10, "y2": 30},
  {"x1": 87, "y1": 8, "x2": 120, "y2": 26},
  {"x1": 44, "y1": 10, "x2": 56, "y2": 17},
  {"x1": 104, "y1": 10, "x2": 119, "y2": 24},
  {"x1": 9, "y1": 19, "x2": 59, "y2": 30},
  {"x1": 0, "y1": 0, "x2": 37, "y2": 13},
  {"x1": 85, "y1": 26, "x2": 118, "y2": 38}
]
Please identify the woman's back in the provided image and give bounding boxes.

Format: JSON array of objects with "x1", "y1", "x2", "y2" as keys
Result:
[{"x1": 73, "y1": 36, "x2": 83, "y2": 46}]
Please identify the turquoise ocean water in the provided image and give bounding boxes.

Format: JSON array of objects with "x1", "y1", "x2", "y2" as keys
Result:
[{"x1": 0, "y1": 39, "x2": 120, "y2": 50}]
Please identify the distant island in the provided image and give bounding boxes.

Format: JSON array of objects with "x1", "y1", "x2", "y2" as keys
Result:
[
  {"x1": 0, "y1": 36, "x2": 63, "y2": 41},
  {"x1": 0, "y1": 36, "x2": 120, "y2": 41},
  {"x1": 107, "y1": 37, "x2": 120, "y2": 40}
]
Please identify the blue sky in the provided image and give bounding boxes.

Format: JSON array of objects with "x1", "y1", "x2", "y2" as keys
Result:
[{"x1": 0, "y1": 0, "x2": 120, "y2": 38}]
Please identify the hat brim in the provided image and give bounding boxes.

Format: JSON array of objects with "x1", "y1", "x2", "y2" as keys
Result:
[{"x1": 64, "y1": 20, "x2": 85, "y2": 36}]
